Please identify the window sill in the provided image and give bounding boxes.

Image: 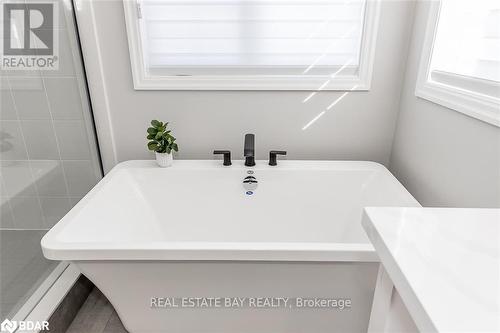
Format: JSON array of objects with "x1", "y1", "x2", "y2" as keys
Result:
[
  {"x1": 130, "y1": 74, "x2": 371, "y2": 91},
  {"x1": 415, "y1": 80, "x2": 500, "y2": 127}
]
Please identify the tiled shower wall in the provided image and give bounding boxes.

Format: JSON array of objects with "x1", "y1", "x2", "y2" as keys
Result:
[{"x1": 0, "y1": 0, "x2": 102, "y2": 230}]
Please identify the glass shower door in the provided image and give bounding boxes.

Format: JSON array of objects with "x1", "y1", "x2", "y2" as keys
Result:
[{"x1": 0, "y1": 0, "x2": 102, "y2": 320}]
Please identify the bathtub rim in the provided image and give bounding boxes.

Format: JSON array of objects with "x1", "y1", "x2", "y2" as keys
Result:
[
  {"x1": 41, "y1": 159, "x2": 420, "y2": 263},
  {"x1": 42, "y1": 240, "x2": 378, "y2": 261}
]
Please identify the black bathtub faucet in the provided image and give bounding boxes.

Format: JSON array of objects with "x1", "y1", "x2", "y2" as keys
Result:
[{"x1": 244, "y1": 133, "x2": 256, "y2": 167}]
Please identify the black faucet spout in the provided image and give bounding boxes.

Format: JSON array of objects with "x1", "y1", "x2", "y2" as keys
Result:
[{"x1": 244, "y1": 134, "x2": 256, "y2": 167}]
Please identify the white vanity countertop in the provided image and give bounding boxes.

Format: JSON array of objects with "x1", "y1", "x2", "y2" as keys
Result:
[{"x1": 362, "y1": 207, "x2": 500, "y2": 333}]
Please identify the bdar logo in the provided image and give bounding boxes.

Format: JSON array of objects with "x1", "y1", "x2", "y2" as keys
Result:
[
  {"x1": 0, "y1": 319, "x2": 17, "y2": 333},
  {"x1": 0, "y1": 319, "x2": 49, "y2": 332}
]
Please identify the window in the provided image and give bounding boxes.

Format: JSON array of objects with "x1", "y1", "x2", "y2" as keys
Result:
[
  {"x1": 416, "y1": 0, "x2": 500, "y2": 127},
  {"x1": 123, "y1": 0, "x2": 380, "y2": 90}
]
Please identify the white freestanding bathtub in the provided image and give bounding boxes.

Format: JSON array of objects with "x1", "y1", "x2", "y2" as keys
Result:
[{"x1": 42, "y1": 160, "x2": 419, "y2": 333}]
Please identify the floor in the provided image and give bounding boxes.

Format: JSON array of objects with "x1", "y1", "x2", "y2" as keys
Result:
[
  {"x1": 66, "y1": 288, "x2": 128, "y2": 333},
  {"x1": 0, "y1": 230, "x2": 57, "y2": 319}
]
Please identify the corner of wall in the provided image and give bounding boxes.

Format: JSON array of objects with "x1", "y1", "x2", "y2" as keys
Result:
[{"x1": 387, "y1": 0, "x2": 419, "y2": 172}]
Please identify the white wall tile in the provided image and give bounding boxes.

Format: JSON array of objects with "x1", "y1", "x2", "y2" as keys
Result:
[
  {"x1": 0, "y1": 169, "x2": 7, "y2": 197},
  {"x1": 55, "y1": 0, "x2": 68, "y2": 29},
  {"x1": 41, "y1": 29, "x2": 76, "y2": 77},
  {"x1": 40, "y1": 197, "x2": 71, "y2": 228},
  {"x1": 44, "y1": 78, "x2": 83, "y2": 120},
  {"x1": 0, "y1": 197, "x2": 15, "y2": 228},
  {"x1": 10, "y1": 78, "x2": 51, "y2": 120},
  {"x1": 30, "y1": 160, "x2": 68, "y2": 197},
  {"x1": 0, "y1": 90, "x2": 17, "y2": 120},
  {"x1": 1, "y1": 78, "x2": 17, "y2": 120},
  {"x1": 0, "y1": 66, "x2": 42, "y2": 79},
  {"x1": 20, "y1": 120, "x2": 59, "y2": 159},
  {"x1": 9, "y1": 196, "x2": 45, "y2": 229},
  {"x1": 69, "y1": 196, "x2": 83, "y2": 206},
  {"x1": 0, "y1": 161, "x2": 36, "y2": 197},
  {"x1": 0, "y1": 121, "x2": 28, "y2": 160},
  {"x1": 0, "y1": 77, "x2": 9, "y2": 90},
  {"x1": 54, "y1": 121, "x2": 90, "y2": 159},
  {"x1": 63, "y1": 160, "x2": 98, "y2": 196}
]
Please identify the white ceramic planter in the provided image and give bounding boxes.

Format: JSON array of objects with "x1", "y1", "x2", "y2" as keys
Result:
[{"x1": 155, "y1": 152, "x2": 173, "y2": 167}]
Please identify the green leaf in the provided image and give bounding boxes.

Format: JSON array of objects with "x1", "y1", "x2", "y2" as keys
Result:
[
  {"x1": 172, "y1": 143, "x2": 179, "y2": 152},
  {"x1": 147, "y1": 134, "x2": 155, "y2": 140},
  {"x1": 155, "y1": 132, "x2": 163, "y2": 140},
  {"x1": 166, "y1": 147, "x2": 171, "y2": 154},
  {"x1": 151, "y1": 120, "x2": 161, "y2": 128},
  {"x1": 147, "y1": 127, "x2": 157, "y2": 135},
  {"x1": 147, "y1": 141, "x2": 158, "y2": 151}
]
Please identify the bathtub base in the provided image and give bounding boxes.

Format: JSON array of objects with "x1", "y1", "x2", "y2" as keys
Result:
[{"x1": 77, "y1": 261, "x2": 378, "y2": 333}]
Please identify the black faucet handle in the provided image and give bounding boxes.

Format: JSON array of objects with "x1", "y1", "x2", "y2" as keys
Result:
[
  {"x1": 269, "y1": 150, "x2": 287, "y2": 166},
  {"x1": 214, "y1": 150, "x2": 232, "y2": 166}
]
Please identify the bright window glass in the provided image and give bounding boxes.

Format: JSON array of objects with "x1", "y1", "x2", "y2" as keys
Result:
[
  {"x1": 138, "y1": 0, "x2": 367, "y2": 76},
  {"x1": 430, "y1": 0, "x2": 500, "y2": 88}
]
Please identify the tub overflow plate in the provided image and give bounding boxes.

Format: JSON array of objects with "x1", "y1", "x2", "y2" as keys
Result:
[{"x1": 243, "y1": 174, "x2": 258, "y2": 193}]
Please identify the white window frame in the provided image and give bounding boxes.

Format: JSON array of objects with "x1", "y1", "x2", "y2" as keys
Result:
[
  {"x1": 123, "y1": 0, "x2": 380, "y2": 91},
  {"x1": 415, "y1": 1, "x2": 500, "y2": 127}
]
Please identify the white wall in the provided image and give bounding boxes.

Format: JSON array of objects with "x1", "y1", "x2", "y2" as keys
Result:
[
  {"x1": 75, "y1": 0, "x2": 415, "y2": 172},
  {"x1": 389, "y1": 1, "x2": 500, "y2": 208}
]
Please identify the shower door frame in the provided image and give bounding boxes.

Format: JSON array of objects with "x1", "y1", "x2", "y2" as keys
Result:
[
  {"x1": 8, "y1": 263, "x2": 76, "y2": 324},
  {"x1": 4, "y1": 0, "x2": 103, "y2": 326}
]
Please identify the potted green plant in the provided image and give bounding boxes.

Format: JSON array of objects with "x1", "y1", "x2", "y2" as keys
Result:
[{"x1": 146, "y1": 120, "x2": 179, "y2": 167}]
